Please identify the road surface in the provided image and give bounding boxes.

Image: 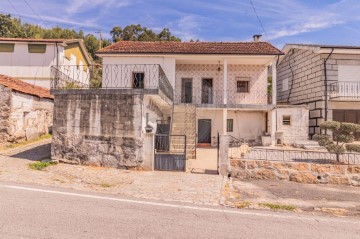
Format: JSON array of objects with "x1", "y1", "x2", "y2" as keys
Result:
[{"x1": 0, "y1": 182, "x2": 359, "y2": 238}]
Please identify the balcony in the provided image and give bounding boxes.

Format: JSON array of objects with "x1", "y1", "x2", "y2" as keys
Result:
[
  {"x1": 174, "y1": 89, "x2": 272, "y2": 107},
  {"x1": 329, "y1": 81, "x2": 360, "y2": 100},
  {"x1": 50, "y1": 64, "x2": 174, "y2": 102}
]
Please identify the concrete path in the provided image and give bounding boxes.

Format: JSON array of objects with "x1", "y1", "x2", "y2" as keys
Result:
[
  {"x1": 0, "y1": 138, "x2": 51, "y2": 161},
  {"x1": 224, "y1": 179, "x2": 360, "y2": 217},
  {"x1": 0, "y1": 182, "x2": 359, "y2": 239},
  {"x1": 0, "y1": 155, "x2": 223, "y2": 206}
]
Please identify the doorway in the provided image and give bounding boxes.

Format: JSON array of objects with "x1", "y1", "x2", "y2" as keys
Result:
[
  {"x1": 202, "y1": 78, "x2": 213, "y2": 104},
  {"x1": 198, "y1": 119, "x2": 211, "y2": 144},
  {"x1": 181, "y1": 78, "x2": 193, "y2": 103}
]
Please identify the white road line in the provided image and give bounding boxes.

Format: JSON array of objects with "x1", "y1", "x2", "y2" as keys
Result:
[{"x1": 2, "y1": 184, "x2": 359, "y2": 224}]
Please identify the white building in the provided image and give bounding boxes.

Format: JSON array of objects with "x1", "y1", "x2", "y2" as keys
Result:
[{"x1": 0, "y1": 38, "x2": 92, "y2": 89}]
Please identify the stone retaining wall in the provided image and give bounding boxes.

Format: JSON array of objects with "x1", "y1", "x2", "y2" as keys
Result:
[{"x1": 231, "y1": 159, "x2": 360, "y2": 186}]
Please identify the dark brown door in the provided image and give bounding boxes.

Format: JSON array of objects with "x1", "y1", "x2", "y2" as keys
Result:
[
  {"x1": 198, "y1": 119, "x2": 211, "y2": 143},
  {"x1": 333, "y1": 110, "x2": 360, "y2": 140},
  {"x1": 181, "y1": 78, "x2": 192, "y2": 103},
  {"x1": 202, "y1": 78, "x2": 213, "y2": 104}
]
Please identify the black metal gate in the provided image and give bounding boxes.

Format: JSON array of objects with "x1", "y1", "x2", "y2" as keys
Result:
[{"x1": 154, "y1": 135, "x2": 186, "y2": 171}]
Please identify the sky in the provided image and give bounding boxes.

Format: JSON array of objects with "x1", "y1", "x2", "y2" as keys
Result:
[{"x1": 2, "y1": 0, "x2": 360, "y2": 48}]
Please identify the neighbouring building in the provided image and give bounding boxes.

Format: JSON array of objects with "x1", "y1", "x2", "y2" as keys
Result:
[
  {"x1": 0, "y1": 74, "x2": 53, "y2": 144},
  {"x1": 0, "y1": 38, "x2": 92, "y2": 89},
  {"x1": 278, "y1": 44, "x2": 360, "y2": 139},
  {"x1": 50, "y1": 37, "x2": 308, "y2": 172}
]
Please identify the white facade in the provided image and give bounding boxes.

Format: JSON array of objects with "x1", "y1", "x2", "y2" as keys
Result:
[{"x1": 0, "y1": 40, "x2": 90, "y2": 89}]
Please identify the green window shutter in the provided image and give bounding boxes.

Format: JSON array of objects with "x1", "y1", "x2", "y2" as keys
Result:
[
  {"x1": 28, "y1": 44, "x2": 47, "y2": 53},
  {"x1": 0, "y1": 43, "x2": 15, "y2": 52}
]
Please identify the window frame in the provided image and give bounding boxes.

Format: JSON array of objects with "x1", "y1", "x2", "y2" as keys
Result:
[
  {"x1": 282, "y1": 115, "x2": 291, "y2": 126},
  {"x1": 28, "y1": 44, "x2": 47, "y2": 53},
  {"x1": 227, "y1": 119, "x2": 234, "y2": 132},
  {"x1": 0, "y1": 43, "x2": 15, "y2": 52},
  {"x1": 236, "y1": 77, "x2": 250, "y2": 93},
  {"x1": 132, "y1": 72, "x2": 145, "y2": 89}
]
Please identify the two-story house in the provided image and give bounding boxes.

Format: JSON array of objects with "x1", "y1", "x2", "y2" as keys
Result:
[
  {"x1": 50, "y1": 37, "x2": 309, "y2": 172},
  {"x1": 277, "y1": 44, "x2": 360, "y2": 139},
  {"x1": 0, "y1": 38, "x2": 92, "y2": 89}
]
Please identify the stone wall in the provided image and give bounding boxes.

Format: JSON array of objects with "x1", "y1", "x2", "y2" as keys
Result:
[
  {"x1": 0, "y1": 86, "x2": 53, "y2": 144},
  {"x1": 52, "y1": 91, "x2": 162, "y2": 168},
  {"x1": 231, "y1": 159, "x2": 360, "y2": 186},
  {"x1": 0, "y1": 85, "x2": 11, "y2": 143}
]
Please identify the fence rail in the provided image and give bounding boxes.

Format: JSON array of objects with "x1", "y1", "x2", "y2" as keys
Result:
[
  {"x1": 50, "y1": 64, "x2": 174, "y2": 101},
  {"x1": 174, "y1": 89, "x2": 271, "y2": 105},
  {"x1": 329, "y1": 81, "x2": 360, "y2": 99},
  {"x1": 230, "y1": 147, "x2": 360, "y2": 165}
]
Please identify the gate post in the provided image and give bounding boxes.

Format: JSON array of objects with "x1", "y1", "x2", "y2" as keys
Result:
[
  {"x1": 219, "y1": 134, "x2": 230, "y2": 176},
  {"x1": 144, "y1": 132, "x2": 155, "y2": 171}
]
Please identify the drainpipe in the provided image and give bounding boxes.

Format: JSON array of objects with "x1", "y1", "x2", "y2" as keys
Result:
[{"x1": 324, "y1": 48, "x2": 335, "y2": 122}]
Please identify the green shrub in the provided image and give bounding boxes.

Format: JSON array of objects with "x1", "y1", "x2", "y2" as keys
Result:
[{"x1": 28, "y1": 161, "x2": 57, "y2": 171}]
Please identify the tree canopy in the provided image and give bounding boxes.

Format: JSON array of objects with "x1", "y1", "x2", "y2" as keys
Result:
[
  {"x1": 109, "y1": 25, "x2": 181, "y2": 42},
  {"x1": 314, "y1": 121, "x2": 360, "y2": 161},
  {"x1": 0, "y1": 14, "x2": 181, "y2": 62}
]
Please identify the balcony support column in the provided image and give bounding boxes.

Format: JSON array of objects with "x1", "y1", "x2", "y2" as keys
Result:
[
  {"x1": 223, "y1": 59, "x2": 228, "y2": 105},
  {"x1": 271, "y1": 59, "x2": 277, "y2": 105},
  {"x1": 222, "y1": 109, "x2": 228, "y2": 135}
]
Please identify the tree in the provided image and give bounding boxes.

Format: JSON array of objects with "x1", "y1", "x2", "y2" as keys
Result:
[
  {"x1": 314, "y1": 121, "x2": 360, "y2": 161},
  {"x1": 158, "y1": 28, "x2": 181, "y2": 41},
  {"x1": 110, "y1": 26, "x2": 122, "y2": 42}
]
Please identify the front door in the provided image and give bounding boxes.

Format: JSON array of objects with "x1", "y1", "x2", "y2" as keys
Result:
[
  {"x1": 202, "y1": 78, "x2": 213, "y2": 104},
  {"x1": 181, "y1": 78, "x2": 193, "y2": 103},
  {"x1": 198, "y1": 119, "x2": 211, "y2": 143}
]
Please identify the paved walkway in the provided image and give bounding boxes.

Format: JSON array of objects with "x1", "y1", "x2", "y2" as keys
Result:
[{"x1": 0, "y1": 155, "x2": 223, "y2": 206}]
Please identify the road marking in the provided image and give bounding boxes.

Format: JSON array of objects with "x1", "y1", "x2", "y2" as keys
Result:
[{"x1": 2, "y1": 184, "x2": 359, "y2": 224}]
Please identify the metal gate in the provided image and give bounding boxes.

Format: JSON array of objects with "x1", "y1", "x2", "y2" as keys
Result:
[{"x1": 154, "y1": 134, "x2": 186, "y2": 171}]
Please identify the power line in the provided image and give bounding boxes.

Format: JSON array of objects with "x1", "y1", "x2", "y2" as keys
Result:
[
  {"x1": 249, "y1": 0, "x2": 270, "y2": 42},
  {"x1": 23, "y1": 0, "x2": 47, "y2": 26},
  {"x1": 1, "y1": 10, "x2": 103, "y2": 32}
]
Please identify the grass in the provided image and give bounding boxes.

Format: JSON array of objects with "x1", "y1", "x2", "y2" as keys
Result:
[
  {"x1": 234, "y1": 201, "x2": 251, "y2": 209},
  {"x1": 28, "y1": 161, "x2": 57, "y2": 171},
  {"x1": 100, "y1": 183, "x2": 113, "y2": 188},
  {"x1": 258, "y1": 203, "x2": 296, "y2": 211},
  {"x1": 0, "y1": 134, "x2": 52, "y2": 151}
]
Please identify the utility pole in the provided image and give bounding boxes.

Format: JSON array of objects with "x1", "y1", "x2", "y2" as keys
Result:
[{"x1": 96, "y1": 31, "x2": 102, "y2": 49}]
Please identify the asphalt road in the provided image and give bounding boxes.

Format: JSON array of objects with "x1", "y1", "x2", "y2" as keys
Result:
[{"x1": 0, "y1": 182, "x2": 359, "y2": 239}]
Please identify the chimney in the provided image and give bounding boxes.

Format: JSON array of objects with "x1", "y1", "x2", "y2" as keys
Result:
[{"x1": 253, "y1": 34, "x2": 262, "y2": 42}]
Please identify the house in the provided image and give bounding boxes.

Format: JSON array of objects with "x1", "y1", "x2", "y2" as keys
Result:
[
  {"x1": 0, "y1": 38, "x2": 92, "y2": 89},
  {"x1": 0, "y1": 74, "x2": 53, "y2": 144},
  {"x1": 50, "y1": 37, "x2": 308, "y2": 172},
  {"x1": 277, "y1": 44, "x2": 360, "y2": 139}
]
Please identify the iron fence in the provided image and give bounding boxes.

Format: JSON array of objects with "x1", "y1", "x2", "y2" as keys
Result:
[
  {"x1": 174, "y1": 89, "x2": 271, "y2": 105},
  {"x1": 50, "y1": 64, "x2": 174, "y2": 101},
  {"x1": 329, "y1": 81, "x2": 360, "y2": 99},
  {"x1": 232, "y1": 147, "x2": 360, "y2": 165}
]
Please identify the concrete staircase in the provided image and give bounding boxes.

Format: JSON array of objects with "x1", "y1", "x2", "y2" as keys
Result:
[
  {"x1": 293, "y1": 140, "x2": 324, "y2": 151},
  {"x1": 171, "y1": 105, "x2": 196, "y2": 159}
]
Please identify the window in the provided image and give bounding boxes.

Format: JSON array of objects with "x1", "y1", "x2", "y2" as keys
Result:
[
  {"x1": 28, "y1": 44, "x2": 47, "y2": 53},
  {"x1": 0, "y1": 43, "x2": 15, "y2": 52},
  {"x1": 133, "y1": 72, "x2": 144, "y2": 88},
  {"x1": 236, "y1": 78, "x2": 249, "y2": 93},
  {"x1": 227, "y1": 119, "x2": 233, "y2": 132},
  {"x1": 282, "y1": 115, "x2": 291, "y2": 125},
  {"x1": 282, "y1": 78, "x2": 289, "y2": 91}
]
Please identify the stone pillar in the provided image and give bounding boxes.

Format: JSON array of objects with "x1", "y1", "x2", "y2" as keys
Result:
[
  {"x1": 219, "y1": 134, "x2": 230, "y2": 176},
  {"x1": 222, "y1": 109, "x2": 227, "y2": 135},
  {"x1": 272, "y1": 60, "x2": 277, "y2": 105},
  {"x1": 270, "y1": 109, "x2": 277, "y2": 146},
  {"x1": 143, "y1": 132, "x2": 155, "y2": 170},
  {"x1": 223, "y1": 59, "x2": 228, "y2": 105}
]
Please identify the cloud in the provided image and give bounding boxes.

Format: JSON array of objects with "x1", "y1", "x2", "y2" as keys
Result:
[
  {"x1": 172, "y1": 15, "x2": 203, "y2": 41},
  {"x1": 66, "y1": 0, "x2": 132, "y2": 15}
]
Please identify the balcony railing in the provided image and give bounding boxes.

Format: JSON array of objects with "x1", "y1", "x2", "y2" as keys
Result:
[
  {"x1": 50, "y1": 64, "x2": 174, "y2": 101},
  {"x1": 174, "y1": 89, "x2": 271, "y2": 105},
  {"x1": 329, "y1": 81, "x2": 360, "y2": 99}
]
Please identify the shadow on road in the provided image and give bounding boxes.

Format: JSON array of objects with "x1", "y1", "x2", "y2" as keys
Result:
[{"x1": 11, "y1": 143, "x2": 51, "y2": 161}]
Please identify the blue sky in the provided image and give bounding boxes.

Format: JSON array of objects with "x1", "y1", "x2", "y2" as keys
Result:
[{"x1": 2, "y1": 0, "x2": 360, "y2": 48}]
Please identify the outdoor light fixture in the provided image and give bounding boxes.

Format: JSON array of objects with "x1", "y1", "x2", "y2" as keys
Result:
[{"x1": 217, "y1": 61, "x2": 221, "y2": 71}]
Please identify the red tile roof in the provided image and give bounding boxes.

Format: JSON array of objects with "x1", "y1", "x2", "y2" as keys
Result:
[
  {"x1": 97, "y1": 41, "x2": 283, "y2": 55},
  {"x1": 0, "y1": 75, "x2": 53, "y2": 100}
]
